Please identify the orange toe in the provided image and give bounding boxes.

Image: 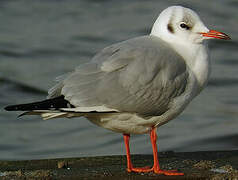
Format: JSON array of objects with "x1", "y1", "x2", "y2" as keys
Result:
[
  {"x1": 127, "y1": 166, "x2": 184, "y2": 175},
  {"x1": 154, "y1": 169, "x2": 184, "y2": 175},
  {"x1": 127, "y1": 166, "x2": 152, "y2": 173}
]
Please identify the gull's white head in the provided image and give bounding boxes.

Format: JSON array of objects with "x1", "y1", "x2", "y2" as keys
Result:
[{"x1": 151, "y1": 6, "x2": 230, "y2": 44}]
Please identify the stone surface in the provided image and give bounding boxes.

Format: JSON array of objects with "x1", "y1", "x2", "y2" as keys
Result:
[{"x1": 0, "y1": 150, "x2": 238, "y2": 179}]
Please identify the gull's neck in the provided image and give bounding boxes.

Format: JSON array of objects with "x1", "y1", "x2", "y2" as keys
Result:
[
  {"x1": 155, "y1": 34, "x2": 211, "y2": 92},
  {"x1": 172, "y1": 40, "x2": 211, "y2": 92}
]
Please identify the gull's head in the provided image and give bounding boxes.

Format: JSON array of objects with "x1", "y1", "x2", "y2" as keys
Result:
[{"x1": 151, "y1": 6, "x2": 230, "y2": 44}]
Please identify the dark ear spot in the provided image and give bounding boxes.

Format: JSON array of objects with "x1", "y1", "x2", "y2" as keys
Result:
[{"x1": 167, "y1": 23, "x2": 174, "y2": 33}]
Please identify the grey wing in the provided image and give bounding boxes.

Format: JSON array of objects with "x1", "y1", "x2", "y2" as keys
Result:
[{"x1": 48, "y1": 35, "x2": 189, "y2": 116}]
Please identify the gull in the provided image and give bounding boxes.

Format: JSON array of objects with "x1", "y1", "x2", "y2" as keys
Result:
[{"x1": 5, "y1": 6, "x2": 230, "y2": 175}]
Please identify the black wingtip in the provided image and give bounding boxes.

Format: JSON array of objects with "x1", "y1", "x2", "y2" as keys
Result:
[
  {"x1": 4, "y1": 95, "x2": 75, "y2": 112},
  {"x1": 4, "y1": 105, "x2": 18, "y2": 111}
]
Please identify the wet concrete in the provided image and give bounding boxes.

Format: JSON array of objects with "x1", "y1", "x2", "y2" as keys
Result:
[{"x1": 0, "y1": 150, "x2": 237, "y2": 179}]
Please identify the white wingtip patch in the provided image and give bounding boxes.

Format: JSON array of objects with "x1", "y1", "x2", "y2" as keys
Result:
[
  {"x1": 41, "y1": 112, "x2": 68, "y2": 120},
  {"x1": 60, "y1": 106, "x2": 119, "y2": 113}
]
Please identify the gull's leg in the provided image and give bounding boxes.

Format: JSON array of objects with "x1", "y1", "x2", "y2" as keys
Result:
[
  {"x1": 123, "y1": 130, "x2": 184, "y2": 175},
  {"x1": 123, "y1": 134, "x2": 151, "y2": 173},
  {"x1": 123, "y1": 134, "x2": 133, "y2": 171},
  {"x1": 150, "y1": 127, "x2": 184, "y2": 175}
]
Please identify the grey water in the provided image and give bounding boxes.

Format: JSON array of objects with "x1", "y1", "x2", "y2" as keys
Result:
[{"x1": 0, "y1": 0, "x2": 238, "y2": 160}]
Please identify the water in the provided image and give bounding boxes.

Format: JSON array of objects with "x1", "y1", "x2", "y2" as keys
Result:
[{"x1": 0, "y1": 0, "x2": 238, "y2": 160}]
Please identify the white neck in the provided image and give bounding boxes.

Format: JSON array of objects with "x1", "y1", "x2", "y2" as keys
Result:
[
  {"x1": 171, "y1": 41, "x2": 211, "y2": 92},
  {"x1": 154, "y1": 31, "x2": 211, "y2": 91}
]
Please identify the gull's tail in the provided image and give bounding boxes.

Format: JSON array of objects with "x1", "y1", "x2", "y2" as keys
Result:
[{"x1": 4, "y1": 95, "x2": 119, "y2": 120}]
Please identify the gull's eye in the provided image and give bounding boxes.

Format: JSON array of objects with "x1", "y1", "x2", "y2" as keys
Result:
[{"x1": 180, "y1": 23, "x2": 190, "y2": 30}]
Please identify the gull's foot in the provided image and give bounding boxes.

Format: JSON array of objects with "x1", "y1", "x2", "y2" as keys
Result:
[
  {"x1": 154, "y1": 168, "x2": 184, "y2": 175},
  {"x1": 127, "y1": 166, "x2": 152, "y2": 173},
  {"x1": 127, "y1": 167, "x2": 184, "y2": 175}
]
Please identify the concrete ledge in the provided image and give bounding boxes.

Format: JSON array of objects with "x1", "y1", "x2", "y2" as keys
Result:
[{"x1": 0, "y1": 150, "x2": 238, "y2": 179}]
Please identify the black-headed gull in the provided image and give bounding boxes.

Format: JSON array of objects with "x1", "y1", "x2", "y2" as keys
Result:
[{"x1": 5, "y1": 6, "x2": 230, "y2": 175}]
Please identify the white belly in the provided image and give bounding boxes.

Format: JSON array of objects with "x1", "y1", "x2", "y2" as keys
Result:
[{"x1": 87, "y1": 113, "x2": 157, "y2": 134}]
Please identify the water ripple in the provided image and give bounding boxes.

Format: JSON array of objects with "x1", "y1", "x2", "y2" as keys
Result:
[
  {"x1": 0, "y1": 78, "x2": 47, "y2": 95},
  {"x1": 208, "y1": 78, "x2": 238, "y2": 87}
]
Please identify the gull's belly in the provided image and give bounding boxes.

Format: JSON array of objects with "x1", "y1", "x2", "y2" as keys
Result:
[
  {"x1": 87, "y1": 113, "x2": 156, "y2": 134},
  {"x1": 86, "y1": 108, "x2": 186, "y2": 134}
]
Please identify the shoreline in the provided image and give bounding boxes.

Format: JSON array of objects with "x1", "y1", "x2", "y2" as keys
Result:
[{"x1": 0, "y1": 150, "x2": 237, "y2": 179}]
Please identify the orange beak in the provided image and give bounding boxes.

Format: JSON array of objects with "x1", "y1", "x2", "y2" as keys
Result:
[{"x1": 199, "y1": 30, "x2": 231, "y2": 40}]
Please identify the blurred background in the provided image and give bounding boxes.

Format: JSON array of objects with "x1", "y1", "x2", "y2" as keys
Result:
[{"x1": 0, "y1": 0, "x2": 237, "y2": 160}]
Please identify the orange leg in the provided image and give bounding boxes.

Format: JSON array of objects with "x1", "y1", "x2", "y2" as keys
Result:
[
  {"x1": 123, "y1": 134, "x2": 151, "y2": 172},
  {"x1": 150, "y1": 127, "x2": 184, "y2": 175},
  {"x1": 123, "y1": 127, "x2": 184, "y2": 175}
]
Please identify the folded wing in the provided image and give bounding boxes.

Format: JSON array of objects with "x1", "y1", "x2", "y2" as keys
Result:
[{"x1": 49, "y1": 35, "x2": 189, "y2": 116}]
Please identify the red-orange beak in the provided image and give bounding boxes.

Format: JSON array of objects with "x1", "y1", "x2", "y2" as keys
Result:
[{"x1": 199, "y1": 30, "x2": 231, "y2": 40}]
